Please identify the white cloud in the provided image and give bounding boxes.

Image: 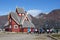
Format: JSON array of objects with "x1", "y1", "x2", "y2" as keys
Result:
[
  {"x1": 27, "y1": 9, "x2": 42, "y2": 16},
  {"x1": 0, "y1": 11, "x2": 9, "y2": 16}
]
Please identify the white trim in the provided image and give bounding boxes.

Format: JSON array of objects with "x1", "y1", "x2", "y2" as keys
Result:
[
  {"x1": 9, "y1": 25, "x2": 11, "y2": 28},
  {"x1": 10, "y1": 19, "x2": 11, "y2": 22},
  {"x1": 11, "y1": 16, "x2": 20, "y2": 25}
]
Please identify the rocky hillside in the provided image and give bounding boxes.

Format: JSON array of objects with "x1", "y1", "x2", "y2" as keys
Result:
[
  {"x1": 0, "y1": 15, "x2": 8, "y2": 29},
  {"x1": 31, "y1": 9, "x2": 60, "y2": 29}
]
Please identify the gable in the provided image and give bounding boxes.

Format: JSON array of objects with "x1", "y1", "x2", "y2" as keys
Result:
[
  {"x1": 10, "y1": 12, "x2": 35, "y2": 27},
  {"x1": 8, "y1": 8, "x2": 35, "y2": 28},
  {"x1": 22, "y1": 14, "x2": 35, "y2": 28}
]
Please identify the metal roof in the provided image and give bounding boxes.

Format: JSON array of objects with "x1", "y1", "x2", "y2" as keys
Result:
[{"x1": 5, "y1": 8, "x2": 35, "y2": 28}]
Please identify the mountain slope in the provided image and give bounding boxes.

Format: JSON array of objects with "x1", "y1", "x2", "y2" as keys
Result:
[
  {"x1": 0, "y1": 15, "x2": 8, "y2": 29},
  {"x1": 36, "y1": 9, "x2": 60, "y2": 29}
]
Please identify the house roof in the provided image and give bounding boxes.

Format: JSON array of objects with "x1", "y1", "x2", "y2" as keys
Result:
[
  {"x1": 7, "y1": 8, "x2": 35, "y2": 28},
  {"x1": 0, "y1": 15, "x2": 8, "y2": 29},
  {"x1": 10, "y1": 12, "x2": 35, "y2": 28},
  {"x1": 16, "y1": 7, "x2": 25, "y2": 13},
  {"x1": 22, "y1": 19, "x2": 35, "y2": 28},
  {"x1": 10, "y1": 12, "x2": 20, "y2": 25},
  {"x1": 4, "y1": 21, "x2": 9, "y2": 26}
]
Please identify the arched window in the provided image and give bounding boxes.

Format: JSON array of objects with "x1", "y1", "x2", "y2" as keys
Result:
[
  {"x1": 19, "y1": 14, "x2": 21, "y2": 16},
  {"x1": 22, "y1": 13, "x2": 25, "y2": 16},
  {"x1": 9, "y1": 25, "x2": 11, "y2": 28},
  {"x1": 14, "y1": 25, "x2": 18, "y2": 29},
  {"x1": 10, "y1": 19, "x2": 11, "y2": 22}
]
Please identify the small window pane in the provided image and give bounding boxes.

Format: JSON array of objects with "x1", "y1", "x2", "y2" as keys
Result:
[{"x1": 14, "y1": 25, "x2": 18, "y2": 29}]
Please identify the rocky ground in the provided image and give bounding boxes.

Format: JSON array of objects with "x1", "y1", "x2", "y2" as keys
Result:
[{"x1": 0, "y1": 32, "x2": 54, "y2": 40}]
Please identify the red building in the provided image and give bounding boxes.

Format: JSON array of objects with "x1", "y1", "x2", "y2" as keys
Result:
[{"x1": 4, "y1": 7, "x2": 35, "y2": 32}]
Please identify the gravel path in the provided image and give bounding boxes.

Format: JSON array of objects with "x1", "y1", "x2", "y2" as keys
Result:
[{"x1": 0, "y1": 33, "x2": 54, "y2": 40}]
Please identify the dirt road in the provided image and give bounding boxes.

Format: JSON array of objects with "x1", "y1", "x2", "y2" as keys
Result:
[{"x1": 0, "y1": 33, "x2": 54, "y2": 40}]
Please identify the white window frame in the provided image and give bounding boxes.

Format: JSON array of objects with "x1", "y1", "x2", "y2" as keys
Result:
[
  {"x1": 10, "y1": 19, "x2": 11, "y2": 22},
  {"x1": 14, "y1": 25, "x2": 18, "y2": 29},
  {"x1": 9, "y1": 25, "x2": 11, "y2": 28},
  {"x1": 22, "y1": 13, "x2": 24, "y2": 16}
]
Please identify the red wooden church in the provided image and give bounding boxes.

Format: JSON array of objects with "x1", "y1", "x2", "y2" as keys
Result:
[{"x1": 4, "y1": 7, "x2": 35, "y2": 32}]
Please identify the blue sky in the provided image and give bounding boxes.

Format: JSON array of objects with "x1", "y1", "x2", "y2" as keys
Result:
[{"x1": 0, "y1": 0, "x2": 60, "y2": 16}]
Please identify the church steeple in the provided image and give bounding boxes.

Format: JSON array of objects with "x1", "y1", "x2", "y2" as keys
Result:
[{"x1": 16, "y1": 7, "x2": 25, "y2": 14}]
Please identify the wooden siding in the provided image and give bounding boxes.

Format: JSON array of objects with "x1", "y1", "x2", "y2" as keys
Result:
[{"x1": 11, "y1": 19, "x2": 20, "y2": 32}]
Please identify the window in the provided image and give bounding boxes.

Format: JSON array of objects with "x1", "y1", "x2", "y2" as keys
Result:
[
  {"x1": 25, "y1": 17, "x2": 29, "y2": 21},
  {"x1": 10, "y1": 19, "x2": 11, "y2": 22},
  {"x1": 22, "y1": 14, "x2": 24, "y2": 16},
  {"x1": 9, "y1": 25, "x2": 11, "y2": 28},
  {"x1": 14, "y1": 25, "x2": 18, "y2": 29},
  {"x1": 19, "y1": 14, "x2": 21, "y2": 16}
]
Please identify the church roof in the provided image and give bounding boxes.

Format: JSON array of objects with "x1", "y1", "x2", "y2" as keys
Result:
[{"x1": 5, "y1": 7, "x2": 35, "y2": 28}]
